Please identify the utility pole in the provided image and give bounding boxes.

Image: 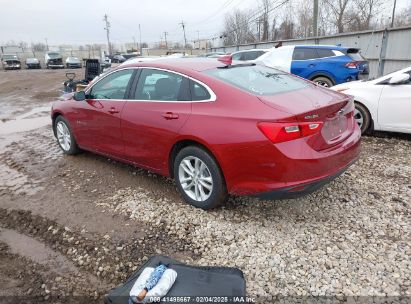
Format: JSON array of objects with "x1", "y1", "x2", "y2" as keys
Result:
[
  {"x1": 103, "y1": 14, "x2": 112, "y2": 55},
  {"x1": 196, "y1": 30, "x2": 200, "y2": 49},
  {"x1": 139, "y1": 24, "x2": 142, "y2": 55},
  {"x1": 390, "y1": 0, "x2": 397, "y2": 28},
  {"x1": 313, "y1": 0, "x2": 319, "y2": 37},
  {"x1": 133, "y1": 36, "x2": 137, "y2": 51},
  {"x1": 164, "y1": 31, "x2": 168, "y2": 49},
  {"x1": 45, "y1": 38, "x2": 49, "y2": 51},
  {"x1": 179, "y1": 20, "x2": 187, "y2": 51}
]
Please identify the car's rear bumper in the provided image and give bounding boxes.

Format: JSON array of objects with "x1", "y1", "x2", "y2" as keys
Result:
[
  {"x1": 253, "y1": 157, "x2": 357, "y2": 199},
  {"x1": 224, "y1": 124, "x2": 361, "y2": 197}
]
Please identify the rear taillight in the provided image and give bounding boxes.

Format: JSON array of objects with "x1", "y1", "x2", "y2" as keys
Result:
[
  {"x1": 345, "y1": 61, "x2": 359, "y2": 69},
  {"x1": 218, "y1": 54, "x2": 232, "y2": 66},
  {"x1": 258, "y1": 121, "x2": 323, "y2": 143}
]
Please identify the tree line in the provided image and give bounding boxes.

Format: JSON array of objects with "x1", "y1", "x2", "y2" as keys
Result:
[{"x1": 221, "y1": 0, "x2": 411, "y2": 45}]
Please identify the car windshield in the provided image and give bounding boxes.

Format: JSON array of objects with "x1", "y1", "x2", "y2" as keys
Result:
[
  {"x1": 48, "y1": 53, "x2": 61, "y2": 59},
  {"x1": 3, "y1": 55, "x2": 18, "y2": 60},
  {"x1": 206, "y1": 64, "x2": 309, "y2": 95}
]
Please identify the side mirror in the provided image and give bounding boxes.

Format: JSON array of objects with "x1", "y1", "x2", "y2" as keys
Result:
[
  {"x1": 73, "y1": 90, "x2": 86, "y2": 101},
  {"x1": 389, "y1": 73, "x2": 410, "y2": 85}
]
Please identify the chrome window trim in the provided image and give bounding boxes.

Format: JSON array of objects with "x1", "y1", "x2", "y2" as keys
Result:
[{"x1": 86, "y1": 66, "x2": 216, "y2": 103}]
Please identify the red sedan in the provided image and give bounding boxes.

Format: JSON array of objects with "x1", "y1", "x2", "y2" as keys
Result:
[{"x1": 51, "y1": 58, "x2": 361, "y2": 209}]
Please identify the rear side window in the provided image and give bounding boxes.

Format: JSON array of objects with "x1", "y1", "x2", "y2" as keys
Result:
[
  {"x1": 244, "y1": 51, "x2": 265, "y2": 60},
  {"x1": 206, "y1": 65, "x2": 308, "y2": 95},
  {"x1": 232, "y1": 53, "x2": 243, "y2": 61},
  {"x1": 316, "y1": 49, "x2": 335, "y2": 58},
  {"x1": 292, "y1": 48, "x2": 319, "y2": 60},
  {"x1": 190, "y1": 80, "x2": 211, "y2": 101},
  {"x1": 133, "y1": 69, "x2": 189, "y2": 101}
]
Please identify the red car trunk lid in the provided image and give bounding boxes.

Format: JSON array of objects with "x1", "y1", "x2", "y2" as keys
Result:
[{"x1": 258, "y1": 87, "x2": 355, "y2": 150}]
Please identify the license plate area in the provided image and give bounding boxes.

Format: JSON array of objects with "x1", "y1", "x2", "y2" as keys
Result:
[{"x1": 322, "y1": 115, "x2": 348, "y2": 143}]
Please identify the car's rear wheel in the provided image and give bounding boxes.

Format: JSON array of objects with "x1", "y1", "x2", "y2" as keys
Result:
[
  {"x1": 312, "y1": 76, "x2": 334, "y2": 87},
  {"x1": 354, "y1": 102, "x2": 371, "y2": 134},
  {"x1": 174, "y1": 146, "x2": 227, "y2": 210},
  {"x1": 54, "y1": 116, "x2": 80, "y2": 155}
]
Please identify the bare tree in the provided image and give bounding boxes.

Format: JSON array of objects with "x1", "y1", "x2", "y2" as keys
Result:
[
  {"x1": 346, "y1": 0, "x2": 383, "y2": 31},
  {"x1": 31, "y1": 42, "x2": 47, "y2": 52},
  {"x1": 222, "y1": 9, "x2": 254, "y2": 45},
  {"x1": 394, "y1": 6, "x2": 411, "y2": 27},
  {"x1": 323, "y1": 0, "x2": 355, "y2": 33},
  {"x1": 294, "y1": 1, "x2": 313, "y2": 38}
]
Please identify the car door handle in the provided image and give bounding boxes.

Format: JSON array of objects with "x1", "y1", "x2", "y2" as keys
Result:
[
  {"x1": 108, "y1": 107, "x2": 120, "y2": 114},
  {"x1": 308, "y1": 63, "x2": 316, "y2": 67},
  {"x1": 162, "y1": 112, "x2": 179, "y2": 120}
]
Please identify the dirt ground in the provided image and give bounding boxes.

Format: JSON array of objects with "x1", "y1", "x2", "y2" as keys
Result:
[{"x1": 0, "y1": 68, "x2": 410, "y2": 303}]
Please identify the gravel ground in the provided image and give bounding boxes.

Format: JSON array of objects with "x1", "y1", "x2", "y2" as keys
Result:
[
  {"x1": 0, "y1": 69, "x2": 410, "y2": 302},
  {"x1": 99, "y1": 135, "x2": 411, "y2": 300}
]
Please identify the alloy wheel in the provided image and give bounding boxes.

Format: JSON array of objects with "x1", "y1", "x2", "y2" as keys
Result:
[
  {"x1": 56, "y1": 121, "x2": 71, "y2": 151},
  {"x1": 354, "y1": 108, "x2": 364, "y2": 129},
  {"x1": 178, "y1": 156, "x2": 213, "y2": 202}
]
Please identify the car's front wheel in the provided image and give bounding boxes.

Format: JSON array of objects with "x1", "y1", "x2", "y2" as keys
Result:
[
  {"x1": 174, "y1": 146, "x2": 227, "y2": 209},
  {"x1": 54, "y1": 116, "x2": 80, "y2": 155},
  {"x1": 354, "y1": 102, "x2": 372, "y2": 134}
]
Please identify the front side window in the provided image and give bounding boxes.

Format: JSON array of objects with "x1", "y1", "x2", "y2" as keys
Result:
[
  {"x1": 133, "y1": 69, "x2": 188, "y2": 101},
  {"x1": 88, "y1": 69, "x2": 134, "y2": 100},
  {"x1": 206, "y1": 65, "x2": 308, "y2": 95},
  {"x1": 292, "y1": 48, "x2": 319, "y2": 60},
  {"x1": 244, "y1": 51, "x2": 265, "y2": 60}
]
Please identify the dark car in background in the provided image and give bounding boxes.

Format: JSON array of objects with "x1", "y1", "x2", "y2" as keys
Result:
[
  {"x1": 25, "y1": 58, "x2": 41, "y2": 69},
  {"x1": 1, "y1": 54, "x2": 21, "y2": 70}
]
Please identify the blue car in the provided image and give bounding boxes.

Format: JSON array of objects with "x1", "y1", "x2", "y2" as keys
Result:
[{"x1": 257, "y1": 45, "x2": 369, "y2": 87}]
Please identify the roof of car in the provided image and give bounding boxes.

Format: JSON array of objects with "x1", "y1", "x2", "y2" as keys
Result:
[
  {"x1": 120, "y1": 57, "x2": 226, "y2": 73},
  {"x1": 233, "y1": 49, "x2": 268, "y2": 53},
  {"x1": 269, "y1": 45, "x2": 356, "y2": 51}
]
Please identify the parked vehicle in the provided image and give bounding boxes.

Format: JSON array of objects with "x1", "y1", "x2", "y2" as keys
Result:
[
  {"x1": 332, "y1": 66, "x2": 411, "y2": 134},
  {"x1": 51, "y1": 58, "x2": 360, "y2": 209},
  {"x1": 101, "y1": 57, "x2": 112, "y2": 69},
  {"x1": 231, "y1": 49, "x2": 268, "y2": 61},
  {"x1": 1, "y1": 54, "x2": 21, "y2": 70},
  {"x1": 122, "y1": 53, "x2": 138, "y2": 60},
  {"x1": 65, "y1": 56, "x2": 82, "y2": 68},
  {"x1": 256, "y1": 45, "x2": 369, "y2": 87},
  {"x1": 25, "y1": 58, "x2": 41, "y2": 69},
  {"x1": 45, "y1": 52, "x2": 64, "y2": 69},
  {"x1": 111, "y1": 54, "x2": 126, "y2": 63}
]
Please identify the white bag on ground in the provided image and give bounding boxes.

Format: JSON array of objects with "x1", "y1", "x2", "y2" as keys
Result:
[{"x1": 130, "y1": 267, "x2": 177, "y2": 303}]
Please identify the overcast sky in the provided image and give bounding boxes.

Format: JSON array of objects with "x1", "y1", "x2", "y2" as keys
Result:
[{"x1": 0, "y1": 0, "x2": 409, "y2": 46}]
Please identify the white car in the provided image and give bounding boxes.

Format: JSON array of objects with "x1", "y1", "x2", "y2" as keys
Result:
[
  {"x1": 231, "y1": 49, "x2": 268, "y2": 62},
  {"x1": 332, "y1": 67, "x2": 411, "y2": 134},
  {"x1": 65, "y1": 56, "x2": 82, "y2": 68}
]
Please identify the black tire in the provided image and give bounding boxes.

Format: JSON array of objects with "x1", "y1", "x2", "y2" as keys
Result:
[
  {"x1": 354, "y1": 102, "x2": 372, "y2": 134},
  {"x1": 174, "y1": 146, "x2": 227, "y2": 210},
  {"x1": 312, "y1": 76, "x2": 334, "y2": 87},
  {"x1": 54, "y1": 116, "x2": 80, "y2": 155}
]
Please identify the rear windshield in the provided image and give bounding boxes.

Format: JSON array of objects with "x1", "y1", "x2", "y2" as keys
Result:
[
  {"x1": 346, "y1": 49, "x2": 365, "y2": 61},
  {"x1": 205, "y1": 64, "x2": 308, "y2": 95}
]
